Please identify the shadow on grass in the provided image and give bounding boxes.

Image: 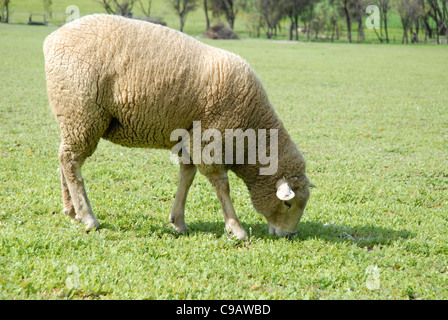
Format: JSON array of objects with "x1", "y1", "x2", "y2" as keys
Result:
[
  {"x1": 184, "y1": 220, "x2": 413, "y2": 249},
  {"x1": 97, "y1": 216, "x2": 413, "y2": 249}
]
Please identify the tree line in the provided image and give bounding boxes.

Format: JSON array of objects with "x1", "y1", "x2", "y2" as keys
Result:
[
  {"x1": 194, "y1": 0, "x2": 447, "y2": 44},
  {"x1": 1, "y1": 0, "x2": 447, "y2": 44},
  {"x1": 97, "y1": 0, "x2": 448, "y2": 44}
]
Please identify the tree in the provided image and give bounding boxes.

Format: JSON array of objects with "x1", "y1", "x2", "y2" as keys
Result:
[
  {"x1": 338, "y1": 0, "x2": 366, "y2": 43},
  {"x1": 373, "y1": 0, "x2": 391, "y2": 43},
  {"x1": 138, "y1": 0, "x2": 152, "y2": 17},
  {"x1": 352, "y1": 0, "x2": 367, "y2": 42},
  {"x1": 310, "y1": 1, "x2": 329, "y2": 39},
  {"x1": 0, "y1": 0, "x2": 11, "y2": 23},
  {"x1": 203, "y1": 0, "x2": 211, "y2": 30},
  {"x1": 301, "y1": 0, "x2": 315, "y2": 40},
  {"x1": 409, "y1": 0, "x2": 425, "y2": 42},
  {"x1": 326, "y1": 0, "x2": 342, "y2": 41},
  {"x1": 170, "y1": 0, "x2": 198, "y2": 32},
  {"x1": 426, "y1": 0, "x2": 448, "y2": 44},
  {"x1": 282, "y1": 0, "x2": 307, "y2": 41},
  {"x1": 43, "y1": 0, "x2": 52, "y2": 19},
  {"x1": 253, "y1": 0, "x2": 285, "y2": 39},
  {"x1": 96, "y1": 0, "x2": 137, "y2": 17},
  {"x1": 245, "y1": 0, "x2": 265, "y2": 37},
  {"x1": 394, "y1": 0, "x2": 423, "y2": 44},
  {"x1": 209, "y1": 0, "x2": 245, "y2": 30},
  {"x1": 395, "y1": 0, "x2": 411, "y2": 44},
  {"x1": 420, "y1": 0, "x2": 433, "y2": 41},
  {"x1": 340, "y1": 0, "x2": 353, "y2": 42}
]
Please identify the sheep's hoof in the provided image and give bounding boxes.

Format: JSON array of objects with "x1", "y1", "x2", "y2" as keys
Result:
[
  {"x1": 229, "y1": 228, "x2": 248, "y2": 241},
  {"x1": 169, "y1": 213, "x2": 188, "y2": 235},
  {"x1": 171, "y1": 223, "x2": 188, "y2": 235},
  {"x1": 63, "y1": 208, "x2": 76, "y2": 220},
  {"x1": 176, "y1": 229, "x2": 189, "y2": 237},
  {"x1": 73, "y1": 214, "x2": 99, "y2": 232}
]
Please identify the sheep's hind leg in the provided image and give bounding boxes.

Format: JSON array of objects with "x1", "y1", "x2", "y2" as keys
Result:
[
  {"x1": 59, "y1": 143, "x2": 100, "y2": 231},
  {"x1": 60, "y1": 167, "x2": 75, "y2": 220},
  {"x1": 170, "y1": 163, "x2": 197, "y2": 234}
]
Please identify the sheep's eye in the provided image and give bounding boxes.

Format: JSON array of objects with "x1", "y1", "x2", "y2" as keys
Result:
[{"x1": 284, "y1": 201, "x2": 292, "y2": 209}]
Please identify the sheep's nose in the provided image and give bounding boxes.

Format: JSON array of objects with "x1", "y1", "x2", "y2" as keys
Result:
[{"x1": 268, "y1": 223, "x2": 296, "y2": 238}]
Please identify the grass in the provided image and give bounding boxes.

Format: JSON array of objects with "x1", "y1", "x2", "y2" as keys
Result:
[{"x1": 1, "y1": 20, "x2": 448, "y2": 300}]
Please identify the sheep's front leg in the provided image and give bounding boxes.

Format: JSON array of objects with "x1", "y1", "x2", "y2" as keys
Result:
[
  {"x1": 170, "y1": 163, "x2": 197, "y2": 234},
  {"x1": 207, "y1": 171, "x2": 247, "y2": 240}
]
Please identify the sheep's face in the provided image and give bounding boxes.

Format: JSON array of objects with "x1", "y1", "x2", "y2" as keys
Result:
[{"x1": 250, "y1": 176, "x2": 311, "y2": 238}]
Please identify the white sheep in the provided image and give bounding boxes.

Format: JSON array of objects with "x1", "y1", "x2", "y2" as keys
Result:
[{"x1": 44, "y1": 14, "x2": 313, "y2": 239}]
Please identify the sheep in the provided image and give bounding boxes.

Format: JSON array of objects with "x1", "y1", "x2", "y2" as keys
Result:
[{"x1": 44, "y1": 14, "x2": 313, "y2": 239}]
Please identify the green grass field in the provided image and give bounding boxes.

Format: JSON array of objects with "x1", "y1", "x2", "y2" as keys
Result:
[{"x1": 1, "y1": 18, "x2": 448, "y2": 300}]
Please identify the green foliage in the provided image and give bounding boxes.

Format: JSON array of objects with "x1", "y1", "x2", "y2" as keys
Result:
[
  {"x1": 3, "y1": 0, "x2": 446, "y2": 44},
  {"x1": 1, "y1": 23, "x2": 448, "y2": 299}
]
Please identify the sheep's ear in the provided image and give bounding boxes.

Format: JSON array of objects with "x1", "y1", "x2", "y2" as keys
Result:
[
  {"x1": 276, "y1": 178, "x2": 295, "y2": 201},
  {"x1": 302, "y1": 175, "x2": 316, "y2": 188}
]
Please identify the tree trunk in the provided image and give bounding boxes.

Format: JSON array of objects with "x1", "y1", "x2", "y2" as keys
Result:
[
  {"x1": 331, "y1": 22, "x2": 335, "y2": 42},
  {"x1": 204, "y1": 0, "x2": 210, "y2": 30},
  {"x1": 380, "y1": 3, "x2": 389, "y2": 43},
  {"x1": 434, "y1": 6, "x2": 440, "y2": 44},
  {"x1": 180, "y1": 14, "x2": 185, "y2": 32},
  {"x1": 5, "y1": 1, "x2": 9, "y2": 23},
  {"x1": 384, "y1": 13, "x2": 389, "y2": 43},
  {"x1": 294, "y1": 16, "x2": 299, "y2": 41},
  {"x1": 444, "y1": 0, "x2": 448, "y2": 44},
  {"x1": 343, "y1": 3, "x2": 351, "y2": 43},
  {"x1": 402, "y1": 27, "x2": 408, "y2": 44},
  {"x1": 229, "y1": 16, "x2": 234, "y2": 30},
  {"x1": 423, "y1": 16, "x2": 432, "y2": 38},
  {"x1": 306, "y1": 16, "x2": 312, "y2": 40},
  {"x1": 413, "y1": 19, "x2": 420, "y2": 43},
  {"x1": 373, "y1": 25, "x2": 383, "y2": 43},
  {"x1": 357, "y1": 16, "x2": 364, "y2": 42},
  {"x1": 224, "y1": 2, "x2": 236, "y2": 30},
  {"x1": 289, "y1": 21, "x2": 293, "y2": 41}
]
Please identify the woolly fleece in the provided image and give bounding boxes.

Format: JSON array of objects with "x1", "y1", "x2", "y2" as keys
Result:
[{"x1": 44, "y1": 14, "x2": 311, "y2": 238}]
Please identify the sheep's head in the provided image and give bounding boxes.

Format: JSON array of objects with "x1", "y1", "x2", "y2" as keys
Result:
[{"x1": 249, "y1": 175, "x2": 313, "y2": 238}]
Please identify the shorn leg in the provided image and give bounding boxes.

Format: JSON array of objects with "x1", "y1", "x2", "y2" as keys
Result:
[
  {"x1": 207, "y1": 171, "x2": 247, "y2": 240},
  {"x1": 170, "y1": 163, "x2": 197, "y2": 233},
  {"x1": 59, "y1": 142, "x2": 99, "y2": 231},
  {"x1": 60, "y1": 167, "x2": 75, "y2": 220},
  {"x1": 56, "y1": 104, "x2": 109, "y2": 231}
]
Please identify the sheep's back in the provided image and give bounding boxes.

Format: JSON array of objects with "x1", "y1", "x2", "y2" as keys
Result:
[{"x1": 44, "y1": 14, "x2": 270, "y2": 149}]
